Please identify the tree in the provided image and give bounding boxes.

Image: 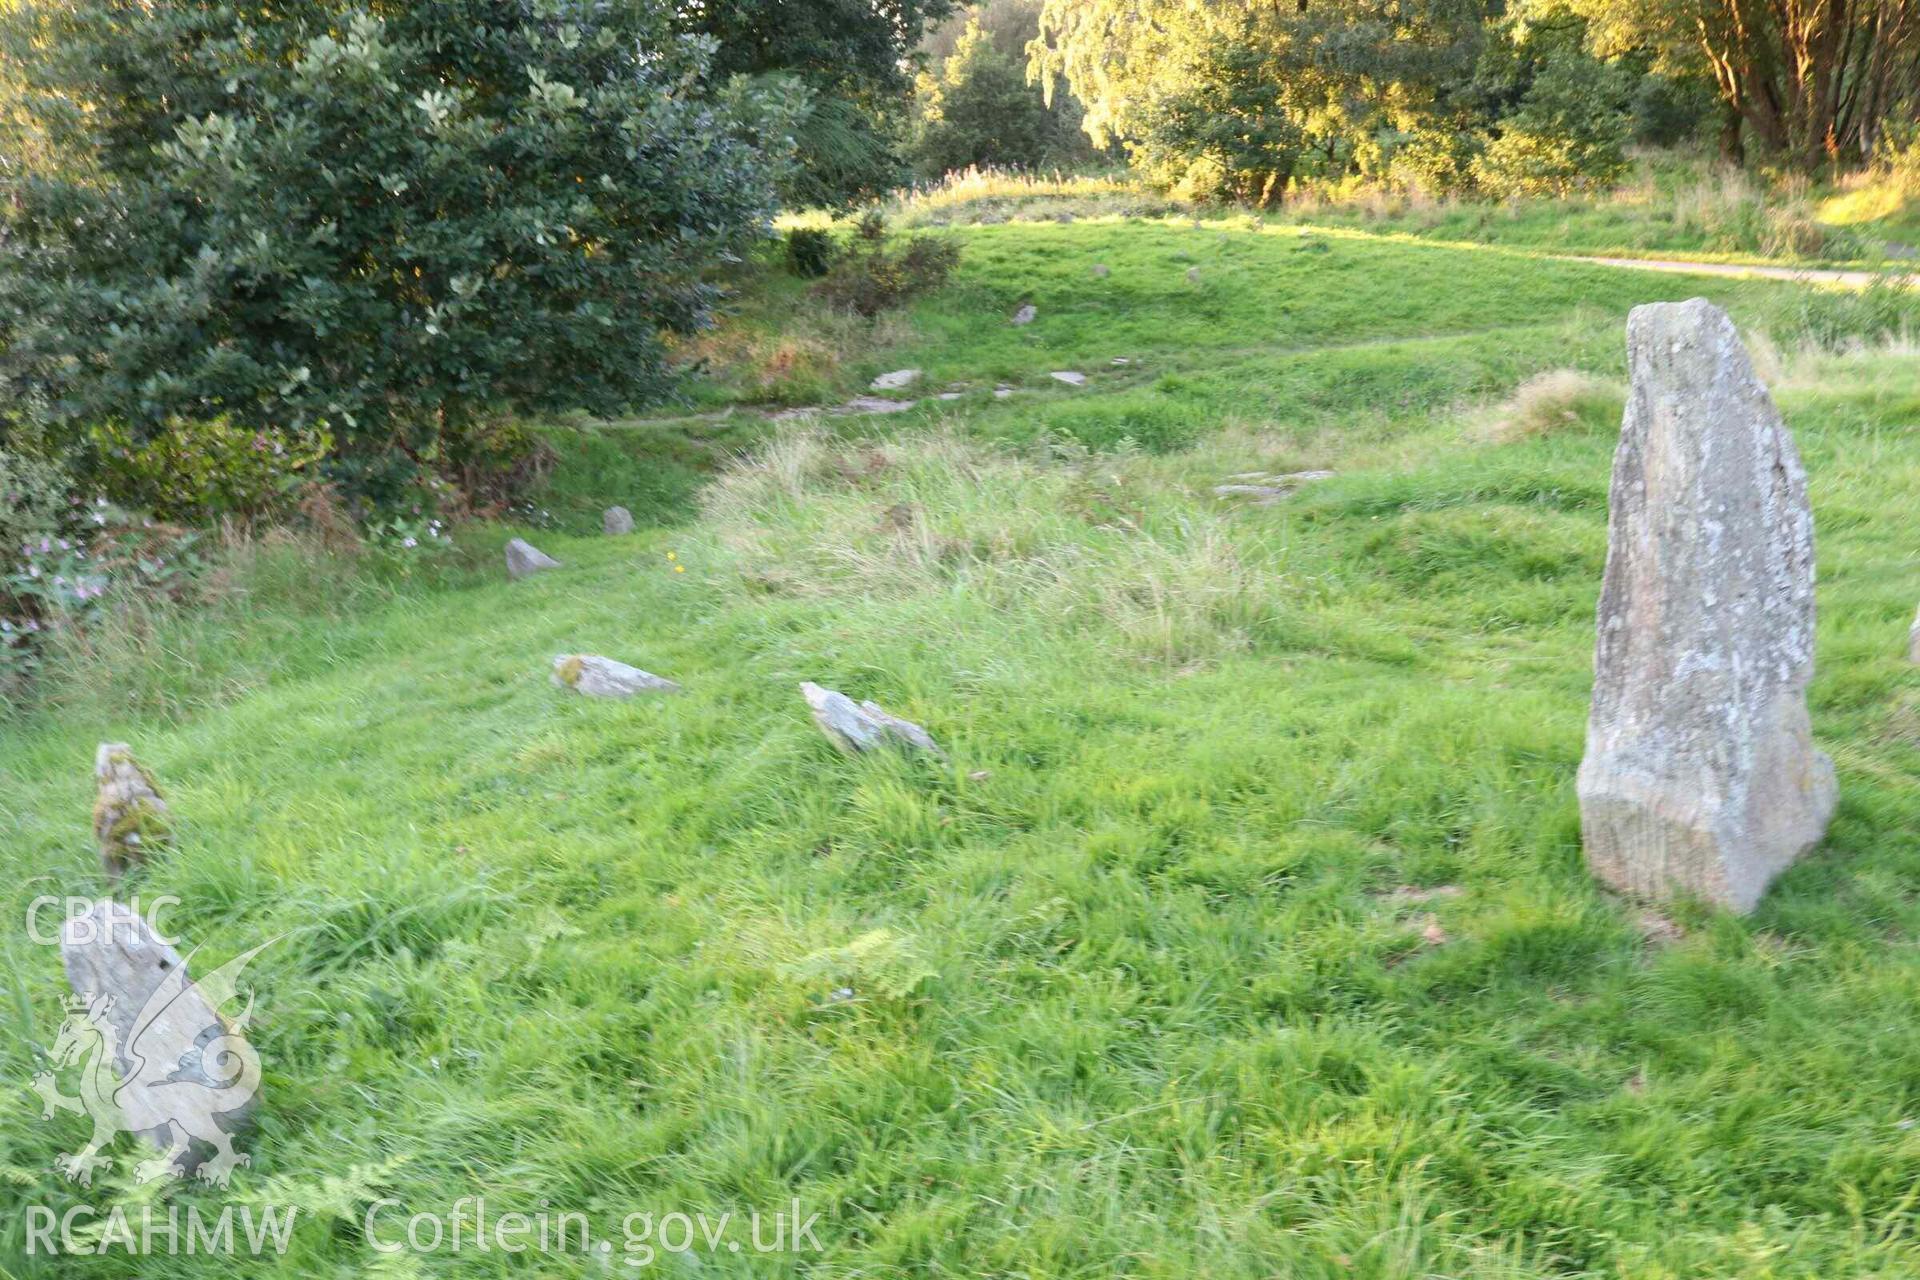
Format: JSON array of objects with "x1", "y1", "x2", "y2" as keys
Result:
[
  {"x1": 0, "y1": 0, "x2": 799, "y2": 510},
  {"x1": 1029, "y1": 0, "x2": 1489, "y2": 203},
  {"x1": 1474, "y1": 36, "x2": 1633, "y2": 195},
  {"x1": 677, "y1": 0, "x2": 957, "y2": 208},
  {"x1": 1550, "y1": 0, "x2": 1920, "y2": 163},
  {"x1": 912, "y1": 16, "x2": 1088, "y2": 176}
]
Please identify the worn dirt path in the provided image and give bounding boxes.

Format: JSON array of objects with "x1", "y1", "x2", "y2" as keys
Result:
[{"x1": 1567, "y1": 255, "x2": 1916, "y2": 289}]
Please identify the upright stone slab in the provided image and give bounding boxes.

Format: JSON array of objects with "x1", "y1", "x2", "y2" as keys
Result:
[
  {"x1": 1578, "y1": 298, "x2": 1836, "y2": 913},
  {"x1": 50, "y1": 901, "x2": 262, "y2": 1184},
  {"x1": 92, "y1": 743, "x2": 171, "y2": 883}
]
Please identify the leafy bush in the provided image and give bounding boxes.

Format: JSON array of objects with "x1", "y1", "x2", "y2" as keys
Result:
[
  {"x1": 1630, "y1": 74, "x2": 1715, "y2": 148},
  {"x1": 785, "y1": 228, "x2": 838, "y2": 279},
  {"x1": 0, "y1": 444, "x2": 72, "y2": 563},
  {"x1": 0, "y1": 497, "x2": 213, "y2": 699},
  {"x1": 87, "y1": 418, "x2": 330, "y2": 523},
  {"x1": 1473, "y1": 52, "x2": 1631, "y2": 198},
  {"x1": 814, "y1": 229, "x2": 962, "y2": 317},
  {"x1": 0, "y1": 0, "x2": 801, "y2": 517}
]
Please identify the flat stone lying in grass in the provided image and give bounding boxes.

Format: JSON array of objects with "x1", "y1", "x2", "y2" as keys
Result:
[
  {"x1": 838, "y1": 396, "x2": 918, "y2": 415},
  {"x1": 1376, "y1": 884, "x2": 1463, "y2": 905},
  {"x1": 870, "y1": 369, "x2": 920, "y2": 391},
  {"x1": 1091, "y1": 264, "x2": 1110, "y2": 278},
  {"x1": 603, "y1": 506, "x2": 634, "y2": 535},
  {"x1": 801, "y1": 682, "x2": 944, "y2": 759},
  {"x1": 553, "y1": 655, "x2": 680, "y2": 697},
  {"x1": 1050, "y1": 371, "x2": 1087, "y2": 387},
  {"x1": 93, "y1": 742, "x2": 171, "y2": 883},
  {"x1": 53, "y1": 900, "x2": 262, "y2": 1186},
  {"x1": 505, "y1": 538, "x2": 560, "y2": 580},
  {"x1": 1011, "y1": 304, "x2": 1037, "y2": 326},
  {"x1": 993, "y1": 385, "x2": 1015, "y2": 399},
  {"x1": 1212, "y1": 471, "x2": 1334, "y2": 504},
  {"x1": 1578, "y1": 298, "x2": 1836, "y2": 914}
]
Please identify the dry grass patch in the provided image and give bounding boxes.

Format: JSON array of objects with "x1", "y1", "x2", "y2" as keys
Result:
[{"x1": 1474, "y1": 369, "x2": 1624, "y2": 443}]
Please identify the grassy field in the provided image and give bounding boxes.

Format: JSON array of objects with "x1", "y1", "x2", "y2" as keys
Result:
[
  {"x1": 887, "y1": 158, "x2": 1920, "y2": 267},
  {"x1": 3, "y1": 220, "x2": 1920, "y2": 1277}
]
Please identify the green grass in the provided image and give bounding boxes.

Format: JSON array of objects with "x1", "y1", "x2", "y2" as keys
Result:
[
  {"x1": 892, "y1": 152, "x2": 1920, "y2": 266},
  {"x1": 3, "y1": 225, "x2": 1920, "y2": 1278}
]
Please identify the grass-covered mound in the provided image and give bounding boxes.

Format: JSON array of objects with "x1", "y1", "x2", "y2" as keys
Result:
[{"x1": 3, "y1": 226, "x2": 1918, "y2": 1277}]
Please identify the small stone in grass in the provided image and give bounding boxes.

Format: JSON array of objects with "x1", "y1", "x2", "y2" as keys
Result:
[
  {"x1": 603, "y1": 506, "x2": 634, "y2": 535},
  {"x1": 552, "y1": 655, "x2": 681, "y2": 697},
  {"x1": 1049, "y1": 371, "x2": 1087, "y2": 387},
  {"x1": 869, "y1": 369, "x2": 920, "y2": 391},
  {"x1": 839, "y1": 396, "x2": 917, "y2": 415},
  {"x1": 1011, "y1": 304, "x2": 1037, "y2": 326},
  {"x1": 801, "y1": 682, "x2": 945, "y2": 759},
  {"x1": 505, "y1": 537, "x2": 560, "y2": 580}
]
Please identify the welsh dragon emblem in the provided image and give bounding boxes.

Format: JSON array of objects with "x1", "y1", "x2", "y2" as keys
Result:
[{"x1": 32, "y1": 937, "x2": 272, "y2": 1188}]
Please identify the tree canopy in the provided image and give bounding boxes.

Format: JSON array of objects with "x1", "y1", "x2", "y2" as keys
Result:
[
  {"x1": 1030, "y1": 0, "x2": 1494, "y2": 202},
  {"x1": 1552, "y1": 0, "x2": 1920, "y2": 164},
  {"x1": 678, "y1": 0, "x2": 957, "y2": 206},
  {"x1": 1027, "y1": 0, "x2": 1918, "y2": 194},
  {"x1": 913, "y1": 15, "x2": 1089, "y2": 176}
]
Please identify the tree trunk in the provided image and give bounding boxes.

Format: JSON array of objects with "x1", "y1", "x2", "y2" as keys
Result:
[{"x1": 1719, "y1": 106, "x2": 1746, "y2": 164}]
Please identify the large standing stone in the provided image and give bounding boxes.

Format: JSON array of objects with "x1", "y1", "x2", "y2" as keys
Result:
[
  {"x1": 92, "y1": 743, "x2": 171, "y2": 883},
  {"x1": 801, "y1": 682, "x2": 945, "y2": 760},
  {"x1": 552, "y1": 654, "x2": 680, "y2": 697},
  {"x1": 505, "y1": 537, "x2": 560, "y2": 580},
  {"x1": 1578, "y1": 299, "x2": 1836, "y2": 913},
  {"x1": 45, "y1": 901, "x2": 264, "y2": 1185}
]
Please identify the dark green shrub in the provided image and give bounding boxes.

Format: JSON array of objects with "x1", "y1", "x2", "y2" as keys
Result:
[
  {"x1": 814, "y1": 232, "x2": 962, "y2": 317},
  {"x1": 1473, "y1": 51, "x2": 1631, "y2": 197},
  {"x1": 1630, "y1": 75, "x2": 1715, "y2": 148},
  {"x1": 0, "y1": 0, "x2": 802, "y2": 517},
  {"x1": 786, "y1": 228, "x2": 837, "y2": 278},
  {"x1": 0, "y1": 445, "x2": 72, "y2": 560}
]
